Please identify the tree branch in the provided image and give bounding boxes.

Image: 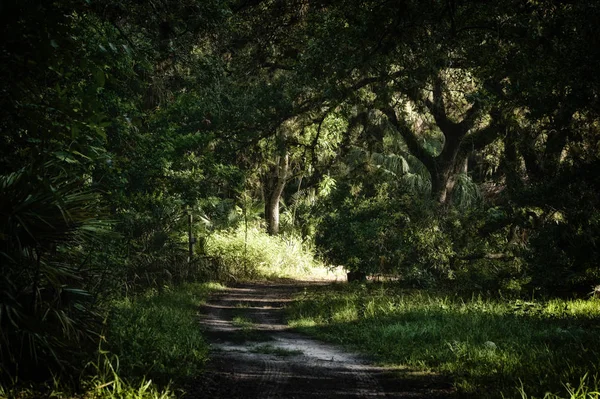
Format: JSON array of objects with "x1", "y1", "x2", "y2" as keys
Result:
[
  {"x1": 459, "y1": 108, "x2": 502, "y2": 155},
  {"x1": 381, "y1": 106, "x2": 436, "y2": 172},
  {"x1": 421, "y1": 75, "x2": 453, "y2": 133},
  {"x1": 457, "y1": 100, "x2": 484, "y2": 134},
  {"x1": 457, "y1": 252, "x2": 515, "y2": 261}
]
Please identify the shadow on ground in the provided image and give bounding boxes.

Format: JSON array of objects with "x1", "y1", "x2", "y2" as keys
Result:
[{"x1": 186, "y1": 281, "x2": 454, "y2": 398}]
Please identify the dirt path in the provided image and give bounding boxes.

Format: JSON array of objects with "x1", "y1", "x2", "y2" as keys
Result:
[{"x1": 187, "y1": 281, "x2": 454, "y2": 398}]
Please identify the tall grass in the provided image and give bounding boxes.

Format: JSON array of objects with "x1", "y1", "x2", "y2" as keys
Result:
[
  {"x1": 205, "y1": 226, "x2": 342, "y2": 280},
  {"x1": 288, "y1": 283, "x2": 600, "y2": 399}
]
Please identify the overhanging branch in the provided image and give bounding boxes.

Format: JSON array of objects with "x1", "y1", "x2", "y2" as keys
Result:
[{"x1": 381, "y1": 106, "x2": 436, "y2": 172}]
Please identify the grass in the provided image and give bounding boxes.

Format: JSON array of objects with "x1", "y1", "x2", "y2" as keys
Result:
[
  {"x1": 205, "y1": 226, "x2": 344, "y2": 281},
  {"x1": 229, "y1": 315, "x2": 272, "y2": 342},
  {"x1": 232, "y1": 315, "x2": 255, "y2": 329},
  {"x1": 287, "y1": 283, "x2": 600, "y2": 399},
  {"x1": 0, "y1": 282, "x2": 223, "y2": 399},
  {"x1": 106, "y1": 282, "x2": 224, "y2": 384}
]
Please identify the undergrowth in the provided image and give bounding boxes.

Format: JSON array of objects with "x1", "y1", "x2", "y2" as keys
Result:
[
  {"x1": 106, "y1": 282, "x2": 223, "y2": 384},
  {"x1": 0, "y1": 282, "x2": 222, "y2": 399},
  {"x1": 288, "y1": 283, "x2": 600, "y2": 399},
  {"x1": 205, "y1": 226, "x2": 342, "y2": 280}
]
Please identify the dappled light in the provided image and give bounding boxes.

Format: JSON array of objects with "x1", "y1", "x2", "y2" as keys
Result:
[
  {"x1": 195, "y1": 282, "x2": 453, "y2": 398},
  {"x1": 289, "y1": 283, "x2": 600, "y2": 398}
]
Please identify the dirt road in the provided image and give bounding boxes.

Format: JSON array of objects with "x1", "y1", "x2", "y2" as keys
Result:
[{"x1": 188, "y1": 281, "x2": 454, "y2": 398}]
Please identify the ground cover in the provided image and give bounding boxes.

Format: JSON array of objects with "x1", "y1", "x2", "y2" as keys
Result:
[
  {"x1": 1, "y1": 282, "x2": 222, "y2": 399},
  {"x1": 287, "y1": 283, "x2": 600, "y2": 399},
  {"x1": 194, "y1": 281, "x2": 453, "y2": 398}
]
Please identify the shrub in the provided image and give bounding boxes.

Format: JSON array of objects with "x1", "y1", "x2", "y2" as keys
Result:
[{"x1": 316, "y1": 186, "x2": 454, "y2": 286}]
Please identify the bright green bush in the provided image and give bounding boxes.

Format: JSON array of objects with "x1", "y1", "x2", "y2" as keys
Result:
[{"x1": 205, "y1": 226, "x2": 338, "y2": 280}]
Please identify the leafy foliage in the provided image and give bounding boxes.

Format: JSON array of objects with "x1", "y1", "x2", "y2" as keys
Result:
[
  {"x1": 205, "y1": 225, "x2": 337, "y2": 281},
  {"x1": 106, "y1": 283, "x2": 220, "y2": 384},
  {"x1": 2, "y1": 0, "x2": 600, "y2": 395},
  {"x1": 0, "y1": 164, "x2": 107, "y2": 380}
]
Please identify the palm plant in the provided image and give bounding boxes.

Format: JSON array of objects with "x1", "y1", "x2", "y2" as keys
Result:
[{"x1": 0, "y1": 162, "x2": 106, "y2": 380}]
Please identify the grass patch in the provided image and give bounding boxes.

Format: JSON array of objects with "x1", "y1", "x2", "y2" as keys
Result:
[
  {"x1": 205, "y1": 226, "x2": 344, "y2": 280},
  {"x1": 249, "y1": 344, "x2": 303, "y2": 357},
  {"x1": 287, "y1": 283, "x2": 600, "y2": 399},
  {"x1": 232, "y1": 315, "x2": 255, "y2": 329},
  {"x1": 106, "y1": 282, "x2": 224, "y2": 384},
  {"x1": 1, "y1": 282, "x2": 223, "y2": 398},
  {"x1": 228, "y1": 315, "x2": 272, "y2": 342},
  {"x1": 0, "y1": 373, "x2": 176, "y2": 399}
]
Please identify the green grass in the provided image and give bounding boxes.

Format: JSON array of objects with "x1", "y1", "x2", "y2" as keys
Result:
[
  {"x1": 232, "y1": 315, "x2": 255, "y2": 329},
  {"x1": 106, "y1": 282, "x2": 224, "y2": 384},
  {"x1": 0, "y1": 354, "x2": 179, "y2": 399},
  {"x1": 1, "y1": 282, "x2": 223, "y2": 398},
  {"x1": 228, "y1": 315, "x2": 273, "y2": 342},
  {"x1": 205, "y1": 226, "x2": 344, "y2": 280},
  {"x1": 287, "y1": 283, "x2": 600, "y2": 399}
]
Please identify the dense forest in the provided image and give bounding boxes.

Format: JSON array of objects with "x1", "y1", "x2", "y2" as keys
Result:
[{"x1": 1, "y1": 0, "x2": 600, "y2": 398}]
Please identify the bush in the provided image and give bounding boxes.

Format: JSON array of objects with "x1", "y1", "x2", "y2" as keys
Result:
[
  {"x1": 316, "y1": 185, "x2": 454, "y2": 286},
  {"x1": 0, "y1": 167, "x2": 108, "y2": 381},
  {"x1": 316, "y1": 181, "x2": 530, "y2": 293}
]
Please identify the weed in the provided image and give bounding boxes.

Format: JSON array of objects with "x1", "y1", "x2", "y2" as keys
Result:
[
  {"x1": 105, "y1": 282, "x2": 224, "y2": 384},
  {"x1": 0, "y1": 283, "x2": 221, "y2": 398},
  {"x1": 228, "y1": 316, "x2": 272, "y2": 342},
  {"x1": 232, "y1": 315, "x2": 254, "y2": 329},
  {"x1": 0, "y1": 353, "x2": 176, "y2": 399},
  {"x1": 82, "y1": 352, "x2": 176, "y2": 399},
  {"x1": 517, "y1": 373, "x2": 600, "y2": 399}
]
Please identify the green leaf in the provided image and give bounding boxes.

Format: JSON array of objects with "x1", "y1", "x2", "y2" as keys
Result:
[
  {"x1": 71, "y1": 123, "x2": 80, "y2": 138},
  {"x1": 93, "y1": 67, "x2": 105, "y2": 87},
  {"x1": 54, "y1": 151, "x2": 79, "y2": 164}
]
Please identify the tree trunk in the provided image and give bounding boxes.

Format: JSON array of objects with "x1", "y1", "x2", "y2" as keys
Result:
[
  {"x1": 265, "y1": 191, "x2": 281, "y2": 235},
  {"x1": 429, "y1": 132, "x2": 465, "y2": 205},
  {"x1": 263, "y1": 152, "x2": 289, "y2": 235},
  {"x1": 384, "y1": 75, "x2": 493, "y2": 206},
  {"x1": 430, "y1": 169, "x2": 450, "y2": 204}
]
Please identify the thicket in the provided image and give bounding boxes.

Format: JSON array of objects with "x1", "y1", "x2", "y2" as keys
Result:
[
  {"x1": 206, "y1": 226, "x2": 338, "y2": 281},
  {"x1": 0, "y1": 0, "x2": 236, "y2": 393}
]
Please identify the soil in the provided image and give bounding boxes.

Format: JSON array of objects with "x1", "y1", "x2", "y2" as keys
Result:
[{"x1": 186, "y1": 280, "x2": 455, "y2": 398}]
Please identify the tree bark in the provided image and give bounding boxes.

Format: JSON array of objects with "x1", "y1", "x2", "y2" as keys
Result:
[{"x1": 263, "y1": 152, "x2": 289, "y2": 235}]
